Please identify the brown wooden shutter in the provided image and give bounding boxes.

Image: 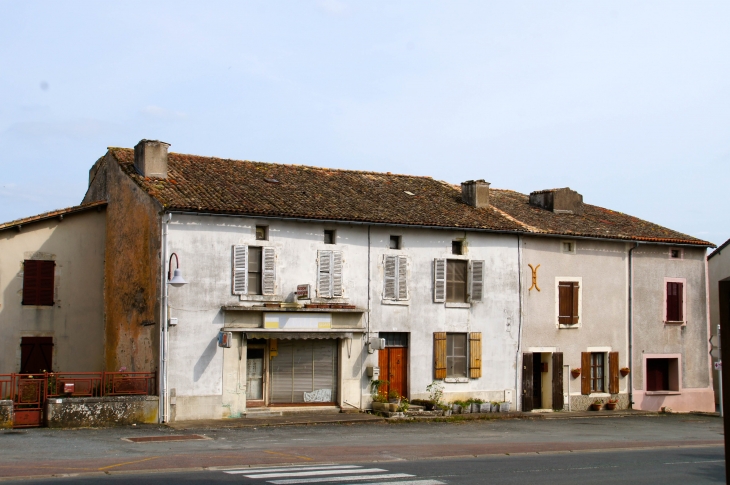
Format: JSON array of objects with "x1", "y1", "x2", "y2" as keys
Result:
[
  {"x1": 23, "y1": 260, "x2": 54, "y2": 306},
  {"x1": 608, "y1": 351, "x2": 619, "y2": 394},
  {"x1": 666, "y1": 282, "x2": 684, "y2": 322},
  {"x1": 581, "y1": 352, "x2": 591, "y2": 395},
  {"x1": 469, "y1": 333, "x2": 482, "y2": 378},
  {"x1": 522, "y1": 353, "x2": 534, "y2": 411},
  {"x1": 571, "y1": 283, "x2": 579, "y2": 324},
  {"x1": 552, "y1": 352, "x2": 564, "y2": 410},
  {"x1": 677, "y1": 282, "x2": 684, "y2": 321},
  {"x1": 22, "y1": 260, "x2": 40, "y2": 305},
  {"x1": 558, "y1": 282, "x2": 572, "y2": 324},
  {"x1": 433, "y1": 332, "x2": 446, "y2": 379}
]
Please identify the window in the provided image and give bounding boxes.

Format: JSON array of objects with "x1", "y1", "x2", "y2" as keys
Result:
[
  {"x1": 452, "y1": 240, "x2": 463, "y2": 255},
  {"x1": 666, "y1": 280, "x2": 684, "y2": 323},
  {"x1": 590, "y1": 353, "x2": 604, "y2": 392},
  {"x1": 324, "y1": 230, "x2": 335, "y2": 245},
  {"x1": 433, "y1": 259, "x2": 484, "y2": 303},
  {"x1": 389, "y1": 235, "x2": 401, "y2": 250},
  {"x1": 446, "y1": 334, "x2": 467, "y2": 378},
  {"x1": 669, "y1": 248, "x2": 683, "y2": 259},
  {"x1": 383, "y1": 255, "x2": 408, "y2": 301},
  {"x1": 22, "y1": 260, "x2": 55, "y2": 306},
  {"x1": 446, "y1": 260, "x2": 468, "y2": 302},
  {"x1": 558, "y1": 281, "x2": 580, "y2": 325},
  {"x1": 562, "y1": 241, "x2": 576, "y2": 254},
  {"x1": 232, "y1": 245, "x2": 276, "y2": 296},
  {"x1": 256, "y1": 225, "x2": 268, "y2": 241},
  {"x1": 318, "y1": 250, "x2": 343, "y2": 298},
  {"x1": 248, "y1": 247, "x2": 262, "y2": 295},
  {"x1": 646, "y1": 357, "x2": 679, "y2": 392}
]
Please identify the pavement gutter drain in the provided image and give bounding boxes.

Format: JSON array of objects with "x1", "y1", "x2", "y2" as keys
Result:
[{"x1": 122, "y1": 434, "x2": 210, "y2": 443}]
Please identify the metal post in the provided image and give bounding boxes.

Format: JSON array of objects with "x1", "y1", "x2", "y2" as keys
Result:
[{"x1": 719, "y1": 324, "x2": 723, "y2": 418}]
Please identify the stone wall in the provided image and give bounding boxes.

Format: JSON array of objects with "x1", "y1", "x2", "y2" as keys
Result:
[
  {"x1": 0, "y1": 400, "x2": 12, "y2": 428},
  {"x1": 46, "y1": 395, "x2": 158, "y2": 428}
]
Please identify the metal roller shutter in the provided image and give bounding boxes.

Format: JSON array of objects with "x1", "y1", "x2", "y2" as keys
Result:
[{"x1": 270, "y1": 340, "x2": 338, "y2": 404}]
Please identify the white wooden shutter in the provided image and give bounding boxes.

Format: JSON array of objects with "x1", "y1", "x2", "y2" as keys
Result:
[
  {"x1": 318, "y1": 250, "x2": 332, "y2": 298},
  {"x1": 332, "y1": 251, "x2": 343, "y2": 297},
  {"x1": 433, "y1": 258, "x2": 446, "y2": 303},
  {"x1": 397, "y1": 256, "x2": 408, "y2": 300},
  {"x1": 468, "y1": 260, "x2": 484, "y2": 302},
  {"x1": 232, "y1": 245, "x2": 248, "y2": 295},
  {"x1": 262, "y1": 247, "x2": 276, "y2": 295},
  {"x1": 383, "y1": 255, "x2": 397, "y2": 300}
]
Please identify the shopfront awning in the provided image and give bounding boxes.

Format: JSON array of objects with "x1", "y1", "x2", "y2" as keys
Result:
[{"x1": 223, "y1": 328, "x2": 364, "y2": 340}]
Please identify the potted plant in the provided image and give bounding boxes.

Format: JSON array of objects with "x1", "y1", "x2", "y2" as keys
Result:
[
  {"x1": 440, "y1": 403, "x2": 452, "y2": 417},
  {"x1": 620, "y1": 367, "x2": 630, "y2": 377},
  {"x1": 590, "y1": 399, "x2": 602, "y2": 411},
  {"x1": 467, "y1": 398, "x2": 483, "y2": 413},
  {"x1": 397, "y1": 397, "x2": 410, "y2": 413},
  {"x1": 388, "y1": 390, "x2": 401, "y2": 412},
  {"x1": 451, "y1": 402, "x2": 462, "y2": 414},
  {"x1": 426, "y1": 381, "x2": 444, "y2": 405},
  {"x1": 479, "y1": 401, "x2": 492, "y2": 413},
  {"x1": 499, "y1": 401, "x2": 511, "y2": 412},
  {"x1": 459, "y1": 400, "x2": 472, "y2": 414},
  {"x1": 605, "y1": 397, "x2": 619, "y2": 410},
  {"x1": 371, "y1": 393, "x2": 389, "y2": 412},
  {"x1": 571, "y1": 368, "x2": 581, "y2": 379},
  {"x1": 491, "y1": 401, "x2": 500, "y2": 412}
]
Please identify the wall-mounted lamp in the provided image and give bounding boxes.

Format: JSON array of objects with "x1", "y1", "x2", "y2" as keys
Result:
[{"x1": 167, "y1": 252, "x2": 188, "y2": 287}]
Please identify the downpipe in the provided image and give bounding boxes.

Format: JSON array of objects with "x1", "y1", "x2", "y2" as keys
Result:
[
  {"x1": 628, "y1": 242, "x2": 639, "y2": 409},
  {"x1": 160, "y1": 213, "x2": 172, "y2": 423}
]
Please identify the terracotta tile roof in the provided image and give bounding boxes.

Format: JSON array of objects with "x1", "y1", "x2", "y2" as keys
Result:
[
  {"x1": 0, "y1": 201, "x2": 107, "y2": 232},
  {"x1": 110, "y1": 148, "x2": 712, "y2": 246}
]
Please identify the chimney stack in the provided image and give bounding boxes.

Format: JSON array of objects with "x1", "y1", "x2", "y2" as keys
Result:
[
  {"x1": 529, "y1": 187, "x2": 584, "y2": 215},
  {"x1": 134, "y1": 139, "x2": 170, "y2": 178},
  {"x1": 461, "y1": 180, "x2": 490, "y2": 208}
]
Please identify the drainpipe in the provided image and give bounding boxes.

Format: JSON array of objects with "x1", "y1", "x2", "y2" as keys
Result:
[
  {"x1": 628, "y1": 242, "x2": 639, "y2": 409},
  {"x1": 160, "y1": 213, "x2": 172, "y2": 423},
  {"x1": 515, "y1": 234, "x2": 524, "y2": 411}
]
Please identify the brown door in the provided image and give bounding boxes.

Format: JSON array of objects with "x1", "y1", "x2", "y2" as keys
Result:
[
  {"x1": 378, "y1": 347, "x2": 408, "y2": 399},
  {"x1": 552, "y1": 352, "x2": 564, "y2": 410},
  {"x1": 20, "y1": 337, "x2": 53, "y2": 374},
  {"x1": 522, "y1": 352, "x2": 534, "y2": 411}
]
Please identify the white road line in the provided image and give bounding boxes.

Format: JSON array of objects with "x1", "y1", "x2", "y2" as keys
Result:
[
  {"x1": 267, "y1": 473, "x2": 416, "y2": 484},
  {"x1": 341, "y1": 481, "x2": 445, "y2": 485},
  {"x1": 225, "y1": 465, "x2": 360, "y2": 475},
  {"x1": 247, "y1": 468, "x2": 387, "y2": 479}
]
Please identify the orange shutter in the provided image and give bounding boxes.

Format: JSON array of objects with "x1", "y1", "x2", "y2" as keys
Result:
[
  {"x1": 581, "y1": 352, "x2": 591, "y2": 395},
  {"x1": 608, "y1": 351, "x2": 619, "y2": 394},
  {"x1": 434, "y1": 333, "x2": 446, "y2": 379},
  {"x1": 469, "y1": 333, "x2": 482, "y2": 378}
]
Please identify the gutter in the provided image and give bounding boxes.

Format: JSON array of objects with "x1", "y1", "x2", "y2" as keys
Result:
[
  {"x1": 160, "y1": 213, "x2": 172, "y2": 423},
  {"x1": 628, "y1": 242, "x2": 639, "y2": 408}
]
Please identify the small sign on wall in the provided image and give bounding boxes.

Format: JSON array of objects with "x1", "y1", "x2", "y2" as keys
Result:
[
  {"x1": 63, "y1": 382, "x2": 75, "y2": 394},
  {"x1": 715, "y1": 361, "x2": 722, "y2": 371},
  {"x1": 218, "y1": 331, "x2": 233, "y2": 348},
  {"x1": 297, "y1": 284, "x2": 310, "y2": 299}
]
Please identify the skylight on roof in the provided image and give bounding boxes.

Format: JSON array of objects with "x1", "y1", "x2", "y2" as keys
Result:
[{"x1": 404, "y1": 191, "x2": 415, "y2": 196}]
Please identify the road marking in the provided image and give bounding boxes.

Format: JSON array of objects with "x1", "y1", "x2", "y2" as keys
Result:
[
  {"x1": 664, "y1": 459, "x2": 725, "y2": 465},
  {"x1": 96, "y1": 456, "x2": 160, "y2": 471},
  {"x1": 267, "y1": 473, "x2": 417, "y2": 484},
  {"x1": 339, "y1": 481, "x2": 444, "y2": 485},
  {"x1": 245, "y1": 468, "x2": 387, "y2": 479},
  {"x1": 225, "y1": 465, "x2": 362, "y2": 475}
]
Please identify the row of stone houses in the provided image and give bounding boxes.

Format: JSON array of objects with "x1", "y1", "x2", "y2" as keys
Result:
[{"x1": 0, "y1": 140, "x2": 715, "y2": 422}]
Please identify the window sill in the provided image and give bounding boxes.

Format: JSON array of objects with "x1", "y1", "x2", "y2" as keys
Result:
[
  {"x1": 589, "y1": 393, "x2": 610, "y2": 398},
  {"x1": 645, "y1": 391, "x2": 681, "y2": 396},
  {"x1": 664, "y1": 321, "x2": 685, "y2": 326},
  {"x1": 239, "y1": 295, "x2": 283, "y2": 302},
  {"x1": 558, "y1": 324, "x2": 580, "y2": 329},
  {"x1": 444, "y1": 377, "x2": 469, "y2": 383},
  {"x1": 445, "y1": 302, "x2": 470, "y2": 308},
  {"x1": 381, "y1": 299, "x2": 410, "y2": 306}
]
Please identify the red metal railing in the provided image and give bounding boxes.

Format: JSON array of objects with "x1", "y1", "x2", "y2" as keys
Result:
[
  {"x1": 0, "y1": 372, "x2": 156, "y2": 400},
  {"x1": 0, "y1": 374, "x2": 11, "y2": 401}
]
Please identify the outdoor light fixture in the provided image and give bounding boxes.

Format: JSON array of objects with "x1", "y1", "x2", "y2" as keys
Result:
[{"x1": 167, "y1": 252, "x2": 188, "y2": 287}]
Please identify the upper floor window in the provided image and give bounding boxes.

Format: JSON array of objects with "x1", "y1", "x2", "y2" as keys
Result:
[
  {"x1": 23, "y1": 260, "x2": 55, "y2": 306},
  {"x1": 383, "y1": 255, "x2": 408, "y2": 301},
  {"x1": 558, "y1": 281, "x2": 580, "y2": 325},
  {"x1": 324, "y1": 230, "x2": 336, "y2": 245},
  {"x1": 232, "y1": 245, "x2": 276, "y2": 296},
  {"x1": 389, "y1": 235, "x2": 401, "y2": 250},
  {"x1": 562, "y1": 241, "x2": 576, "y2": 254},
  {"x1": 248, "y1": 247, "x2": 262, "y2": 295},
  {"x1": 665, "y1": 280, "x2": 685, "y2": 323},
  {"x1": 433, "y1": 259, "x2": 484, "y2": 304},
  {"x1": 318, "y1": 250, "x2": 343, "y2": 298},
  {"x1": 669, "y1": 248, "x2": 683, "y2": 259},
  {"x1": 452, "y1": 240, "x2": 464, "y2": 255},
  {"x1": 256, "y1": 225, "x2": 268, "y2": 241}
]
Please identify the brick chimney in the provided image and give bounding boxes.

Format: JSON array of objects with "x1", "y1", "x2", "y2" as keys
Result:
[
  {"x1": 461, "y1": 180, "x2": 490, "y2": 208},
  {"x1": 134, "y1": 139, "x2": 170, "y2": 178},
  {"x1": 529, "y1": 187, "x2": 584, "y2": 215}
]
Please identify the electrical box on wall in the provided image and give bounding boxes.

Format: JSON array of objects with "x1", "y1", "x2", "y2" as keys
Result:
[
  {"x1": 168, "y1": 317, "x2": 178, "y2": 327},
  {"x1": 369, "y1": 338, "x2": 386, "y2": 351},
  {"x1": 218, "y1": 331, "x2": 232, "y2": 348},
  {"x1": 367, "y1": 366, "x2": 380, "y2": 378}
]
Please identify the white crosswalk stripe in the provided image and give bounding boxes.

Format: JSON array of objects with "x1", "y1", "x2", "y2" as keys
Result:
[{"x1": 220, "y1": 463, "x2": 445, "y2": 484}]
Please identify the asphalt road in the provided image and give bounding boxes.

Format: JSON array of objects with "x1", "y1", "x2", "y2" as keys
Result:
[
  {"x1": 3, "y1": 446, "x2": 724, "y2": 484},
  {"x1": 0, "y1": 414, "x2": 724, "y2": 483}
]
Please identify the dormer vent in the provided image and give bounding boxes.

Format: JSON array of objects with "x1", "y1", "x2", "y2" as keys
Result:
[
  {"x1": 461, "y1": 180, "x2": 490, "y2": 208},
  {"x1": 134, "y1": 139, "x2": 170, "y2": 178},
  {"x1": 529, "y1": 187, "x2": 584, "y2": 215}
]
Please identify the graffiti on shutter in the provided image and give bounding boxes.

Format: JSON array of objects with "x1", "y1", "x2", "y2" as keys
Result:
[
  {"x1": 262, "y1": 247, "x2": 276, "y2": 295},
  {"x1": 232, "y1": 245, "x2": 248, "y2": 295},
  {"x1": 433, "y1": 332, "x2": 446, "y2": 379},
  {"x1": 318, "y1": 251, "x2": 332, "y2": 298},
  {"x1": 397, "y1": 256, "x2": 408, "y2": 300},
  {"x1": 468, "y1": 260, "x2": 484, "y2": 302},
  {"x1": 469, "y1": 333, "x2": 482, "y2": 378},
  {"x1": 332, "y1": 251, "x2": 343, "y2": 297},
  {"x1": 383, "y1": 255, "x2": 396, "y2": 300},
  {"x1": 433, "y1": 259, "x2": 446, "y2": 303}
]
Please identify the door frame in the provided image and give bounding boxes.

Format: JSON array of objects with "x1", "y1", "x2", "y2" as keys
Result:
[{"x1": 246, "y1": 341, "x2": 267, "y2": 408}]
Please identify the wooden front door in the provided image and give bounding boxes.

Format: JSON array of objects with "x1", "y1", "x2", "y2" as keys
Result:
[{"x1": 378, "y1": 347, "x2": 408, "y2": 399}]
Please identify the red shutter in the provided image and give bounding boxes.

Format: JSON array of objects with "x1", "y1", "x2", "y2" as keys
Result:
[
  {"x1": 572, "y1": 283, "x2": 580, "y2": 324},
  {"x1": 677, "y1": 282, "x2": 684, "y2": 322},
  {"x1": 22, "y1": 260, "x2": 54, "y2": 306},
  {"x1": 667, "y1": 282, "x2": 682, "y2": 322},
  {"x1": 581, "y1": 352, "x2": 591, "y2": 395}
]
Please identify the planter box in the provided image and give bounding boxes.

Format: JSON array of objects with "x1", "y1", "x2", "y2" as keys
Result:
[
  {"x1": 451, "y1": 404, "x2": 462, "y2": 414},
  {"x1": 461, "y1": 405, "x2": 472, "y2": 414},
  {"x1": 388, "y1": 403, "x2": 399, "y2": 412},
  {"x1": 471, "y1": 403, "x2": 481, "y2": 413},
  {"x1": 372, "y1": 402, "x2": 388, "y2": 412},
  {"x1": 499, "y1": 402, "x2": 511, "y2": 412},
  {"x1": 479, "y1": 403, "x2": 492, "y2": 413},
  {"x1": 442, "y1": 409, "x2": 452, "y2": 417}
]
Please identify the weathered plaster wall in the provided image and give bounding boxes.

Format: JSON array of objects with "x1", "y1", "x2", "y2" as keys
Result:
[
  {"x1": 366, "y1": 227, "x2": 520, "y2": 404},
  {"x1": 521, "y1": 237, "x2": 630, "y2": 410},
  {"x1": 0, "y1": 400, "x2": 12, "y2": 429},
  {"x1": 0, "y1": 210, "x2": 106, "y2": 373},
  {"x1": 85, "y1": 154, "x2": 161, "y2": 373},
  {"x1": 633, "y1": 245, "x2": 713, "y2": 412},
  {"x1": 46, "y1": 395, "x2": 158, "y2": 428}
]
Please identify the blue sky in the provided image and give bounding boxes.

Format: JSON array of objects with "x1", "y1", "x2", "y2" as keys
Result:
[{"x1": 1, "y1": 1, "x2": 728, "y2": 246}]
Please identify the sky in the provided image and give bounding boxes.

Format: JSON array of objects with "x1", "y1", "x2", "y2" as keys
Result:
[{"x1": 1, "y1": 1, "x2": 729, "y2": 246}]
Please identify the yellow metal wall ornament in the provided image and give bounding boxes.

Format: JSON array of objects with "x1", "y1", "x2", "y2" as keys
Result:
[{"x1": 528, "y1": 264, "x2": 541, "y2": 292}]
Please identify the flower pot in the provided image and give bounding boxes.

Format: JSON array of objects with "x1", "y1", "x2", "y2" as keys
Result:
[
  {"x1": 620, "y1": 368, "x2": 630, "y2": 377},
  {"x1": 388, "y1": 403, "x2": 399, "y2": 412},
  {"x1": 471, "y1": 403, "x2": 481, "y2": 413},
  {"x1": 461, "y1": 405, "x2": 472, "y2": 414},
  {"x1": 499, "y1": 402, "x2": 511, "y2": 412},
  {"x1": 590, "y1": 403, "x2": 602, "y2": 411},
  {"x1": 372, "y1": 402, "x2": 388, "y2": 412},
  {"x1": 571, "y1": 369, "x2": 581, "y2": 379},
  {"x1": 605, "y1": 402, "x2": 617, "y2": 410},
  {"x1": 451, "y1": 404, "x2": 462, "y2": 414},
  {"x1": 479, "y1": 403, "x2": 492, "y2": 413}
]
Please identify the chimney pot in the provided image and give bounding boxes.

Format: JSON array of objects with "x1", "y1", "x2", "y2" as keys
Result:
[
  {"x1": 134, "y1": 139, "x2": 170, "y2": 178},
  {"x1": 461, "y1": 180, "x2": 490, "y2": 208}
]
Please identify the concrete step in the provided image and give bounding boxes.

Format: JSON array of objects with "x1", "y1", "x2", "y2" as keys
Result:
[{"x1": 243, "y1": 410, "x2": 283, "y2": 418}]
